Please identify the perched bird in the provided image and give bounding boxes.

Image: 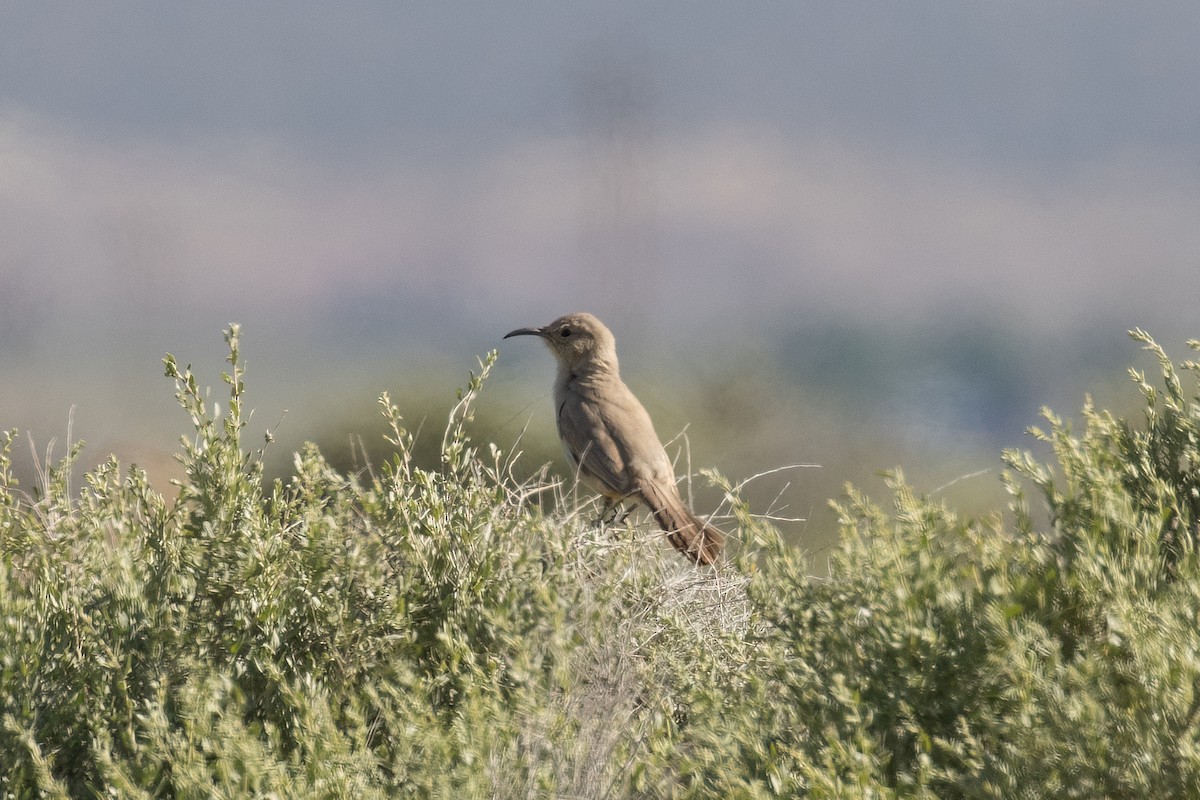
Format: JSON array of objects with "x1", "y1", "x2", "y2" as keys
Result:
[{"x1": 504, "y1": 312, "x2": 725, "y2": 565}]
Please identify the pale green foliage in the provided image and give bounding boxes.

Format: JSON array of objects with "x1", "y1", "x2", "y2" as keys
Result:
[
  {"x1": 0, "y1": 327, "x2": 749, "y2": 798},
  {"x1": 3, "y1": 328, "x2": 1200, "y2": 798},
  {"x1": 661, "y1": 332, "x2": 1200, "y2": 798}
]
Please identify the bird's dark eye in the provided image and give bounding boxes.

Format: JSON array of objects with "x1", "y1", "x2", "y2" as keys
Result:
[{"x1": 560, "y1": 328, "x2": 572, "y2": 338}]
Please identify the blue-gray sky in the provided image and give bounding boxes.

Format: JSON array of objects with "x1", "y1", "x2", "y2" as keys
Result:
[{"x1": 3, "y1": 3, "x2": 1200, "y2": 462}]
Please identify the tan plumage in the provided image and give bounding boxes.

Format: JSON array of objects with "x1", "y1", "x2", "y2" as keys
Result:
[{"x1": 505, "y1": 312, "x2": 725, "y2": 565}]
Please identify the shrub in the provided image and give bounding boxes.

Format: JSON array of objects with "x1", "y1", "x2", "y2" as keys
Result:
[
  {"x1": 663, "y1": 332, "x2": 1200, "y2": 798},
  {"x1": 2, "y1": 328, "x2": 1199, "y2": 798},
  {"x1": 0, "y1": 326, "x2": 748, "y2": 798}
]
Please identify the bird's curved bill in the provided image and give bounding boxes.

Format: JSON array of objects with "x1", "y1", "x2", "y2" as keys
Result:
[{"x1": 503, "y1": 326, "x2": 544, "y2": 339}]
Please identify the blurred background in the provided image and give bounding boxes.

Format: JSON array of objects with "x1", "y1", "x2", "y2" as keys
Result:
[{"x1": 3, "y1": 3, "x2": 1198, "y2": 560}]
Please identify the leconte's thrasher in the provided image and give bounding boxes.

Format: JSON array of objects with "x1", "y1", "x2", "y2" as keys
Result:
[{"x1": 504, "y1": 312, "x2": 725, "y2": 565}]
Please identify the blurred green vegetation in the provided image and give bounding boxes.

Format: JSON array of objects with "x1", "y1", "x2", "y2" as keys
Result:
[
  {"x1": 5, "y1": 317, "x2": 1140, "y2": 572},
  {"x1": 305, "y1": 319, "x2": 1138, "y2": 569}
]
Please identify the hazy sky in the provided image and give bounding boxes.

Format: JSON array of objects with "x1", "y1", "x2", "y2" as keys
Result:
[{"x1": 3, "y1": 3, "x2": 1200, "y2": 452}]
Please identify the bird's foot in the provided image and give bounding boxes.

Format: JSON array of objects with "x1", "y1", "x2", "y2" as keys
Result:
[{"x1": 594, "y1": 500, "x2": 632, "y2": 531}]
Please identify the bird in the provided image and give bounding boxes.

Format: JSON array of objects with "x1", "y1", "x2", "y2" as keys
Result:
[{"x1": 504, "y1": 312, "x2": 725, "y2": 565}]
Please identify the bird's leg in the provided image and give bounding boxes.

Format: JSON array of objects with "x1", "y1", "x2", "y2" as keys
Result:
[
  {"x1": 594, "y1": 495, "x2": 636, "y2": 539},
  {"x1": 594, "y1": 496, "x2": 636, "y2": 531},
  {"x1": 594, "y1": 498, "x2": 621, "y2": 528}
]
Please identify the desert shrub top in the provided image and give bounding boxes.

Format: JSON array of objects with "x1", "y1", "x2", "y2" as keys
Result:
[{"x1": 2, "y1": 326, "x2": 1199, "y2": 799}]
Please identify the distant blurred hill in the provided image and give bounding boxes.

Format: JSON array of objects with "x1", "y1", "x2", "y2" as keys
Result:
[
  {"x1": 300, "y1": 317, "x2": 1146, "y2": 561},
  {"x1": 3, "y1": 316, "x2": 1158, "y2": 565}
]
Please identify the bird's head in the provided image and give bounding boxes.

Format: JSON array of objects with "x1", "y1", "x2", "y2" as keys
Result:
[{"x1": 504, "y1": 312, "x2": 618, "y2": 373}]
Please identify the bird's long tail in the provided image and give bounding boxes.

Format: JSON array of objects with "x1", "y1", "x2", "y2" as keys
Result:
[{"x1": 638, "y1": 483, "x2": 726, "y2": 566}]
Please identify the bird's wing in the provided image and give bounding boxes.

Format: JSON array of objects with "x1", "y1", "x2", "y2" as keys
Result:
[
  {"x1": 595, "y1": 381, "x2": 676, "y2": 487},
  {"x1": 557, "y1": 387, "x2": 635, "y2": 498}
]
